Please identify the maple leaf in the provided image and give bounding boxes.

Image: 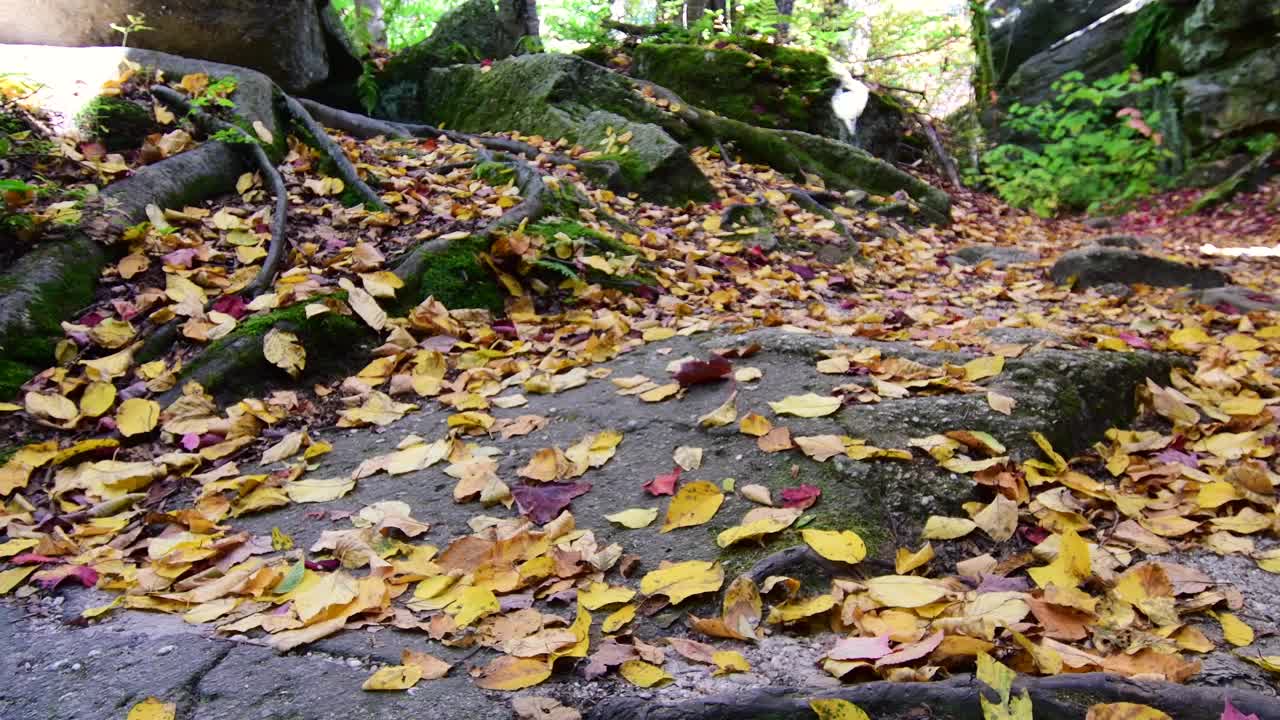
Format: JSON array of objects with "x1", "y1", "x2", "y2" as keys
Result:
[
  {"x1": 672, "y1": 354, "x2": 731, "y2": 386},
  {"x1": 780, "y1": 484, "x2": 821, "y2": 509},
  {"x1": 511, "y1": 482, "x2": 591, "y2": 524},
  {"x1": 643, "y1": 466, "x2": 681, "y2": 496}
]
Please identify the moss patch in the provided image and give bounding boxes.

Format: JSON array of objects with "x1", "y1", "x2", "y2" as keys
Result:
[
  {"x1": 75, "y1": 96, "x2": 156, "y2": 152},
  {"x1": 0, "y1": 358, "x2": 36, "y2": 400},
  {"x1": 415, "y1": 235, "x2": 505, "y2": 313}
]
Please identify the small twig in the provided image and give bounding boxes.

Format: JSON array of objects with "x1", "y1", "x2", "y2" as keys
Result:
[{"x1": 283, "y1": 95, "x2": 387, "y2": 211}]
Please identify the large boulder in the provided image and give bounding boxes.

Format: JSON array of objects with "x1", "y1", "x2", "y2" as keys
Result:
[
  {"x1": 1179, "y1": 46, "x2": 1280, "y2": 150},
  {"x1": 1001, "y1": 6, "x2": 1138, "y2": 108},
  {"x1": 0, "y1": 0, "x2": 332, "y2": 92},
  {"x1": 1168, "y1": 0, "x2": 1280, "y2": 71},
  {"x1": 1050, "y1": 246, "x2": 1229, "y2": 289},
  {"x1": 987, "y1": 0, "x2": 1130, "y2": 83},
  {"x1": 378, "y1": 0, "x2": 526, "y2": 84}
]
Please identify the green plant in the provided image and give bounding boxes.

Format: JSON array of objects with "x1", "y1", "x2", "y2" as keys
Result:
[
  {"x1": 109, "y1": 13, "x2": 153, "y2": 47},
  {"x1": 974, "y1": 69, "x2": 1176, "y2": 217},
  {"x1": 209, "y1": 127, "x2": 258, "y2": 145},
  {"x1": 190, "y1": 77, "x2": 239, "y2": 111}
]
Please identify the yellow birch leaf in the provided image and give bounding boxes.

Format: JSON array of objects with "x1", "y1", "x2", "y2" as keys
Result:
[
  {"x1": 604, "y1": 507, "x2": 659, "y2": 529},
  {"x1": 24, "y1": 391, "x2": 77, "y2": 421},
  {"x1": 578, "y1": 582, "x2": 636, "y2": 610},
  {"x1": 973, "y1": 495, "x2": 1019, "y2": 542},
  {"x1": 662, "y1": 481, "x2": 724, "y2": 532},
  {"x1": 1215, "y1": 612, "x2": 1255, "y2": 647},
  {"x1": 1085, "y1": 703, "x2": 1172, "y2": 720},
  {"x1": 922, "y1": 516, "x2": 977, "y2": 540},
  {"x1": 739, "y1": 413, "x2": 773, "y2": 437},
  {"x1": 698, "y1": 391, "x2": 738, "y2": 427},
  {"x1": 987, "y1": 391, "x2": 1016, "y2": 415},
  {"x1": 712, "y1": 650, "x2": 750, "y2": 676},
  {"x1": 473, "y1": 656, "x2": 552, "y2": 691},
  {"x1": 117, "y1": 398, "x2": 160, "y2": 437},
  {"x1": 768, "y1": 393, "x2": 841, "y2": 418},
  {"x1": 640, "y1": 560, "x2": 724, "y2": 604},
  {"x1": 717, "y1": 514, "x2": 798, "y2": 548},
  {"x1": 362, "y1": 665, "x2": 422, "y2": 691},
  {"x1": 865, "y1": 575, "x2": 948, "y2": 608},
  {"x1": 603, "y1": 604, "x2": 637, "y2": 633},
  {"x1": 79, "y1": 382, "x2": 117, "y2": 417},
  {"x1": 343, "y1": 282, "x2": 387, "y2": 331},
  {"x1": 1028, "y1": 529, "x2": 1092, "y2": 589},
  {"x1": 619, "y1": 660, "x2": 672, "y2": 688},
  {"x1": 976, "y1": 653, "x2": 1033, "y2": 720},
  {"x1": 895, "y1": 543, "x2": 935, "y2": 574},
  {"x1": 127, "y1": 697, "x2": 176, "y2": 720},
  {"x1": 263, "y1": 328, "x2": 306, "y2": 378},
  {"x1": 766, "y1": 594, "x2": 837, "y2": 624},
  {"x1": 0, "y1": 566, "x2": 36, "y2": 594},
  {"x1": 801, "y1": 529, "x2": 867, "y2": 564},
  {"x1": 639, "y1": 383, "x2": 680, "y2": 402},
  {"x1": 809, "y1": 699, "x2": 872, "y2": 720},
  {"x1": 448, "y1": 586, "x2": 500, "y2": 627},
  {"x1": 964, "y1": 356, "x2": 1004, "y2": 381},
  {"x1": 285, "y1": 477, "x2": 356, "y2": 503}
]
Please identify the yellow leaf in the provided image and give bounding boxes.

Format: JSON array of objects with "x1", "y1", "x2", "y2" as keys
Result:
[
  {"x1": 578, "y1": 582, "x2": 636, "y2": 610},
  {"x1": 643, "y1": 327, "x2": 676, "y2": 341},
  {"x1": 153, "y1": 103, "x2": 175, "y2": 125},
  {"x1": 263, "y1": 328, "x2": 306, "y2": 378},
  {"x1": 698, "y1": 391, "x2": 738, "y2": 427},
  {"x1": 640, "y1": 560, "x2": 724, "y2": 604},
  {"x1": 117, "y1": 398, "x2": 160, "y2": 437},
  {"x1": 24, "y1": 391, "x2": 78, "y2": 421},
  {"x1": 922, "y1": 515, "x2": 977, "y2": 540},
  {"x1": 768, "y1": 393, "x2": 841, "y2": 418},
  {"x1": 639, "y1": 383, "x2": 680, "y2": 402},
  {"x1": 294, "y1": 571, "x2": 358, "y2": 622},
  {"x1": 285, "y1": 476, "x2": 356, "y2": 503},
  {"x1": 604, "y1": 507, "x2": 659, "y2": 529},
  {"x1": 0, "y1": 538, "x2": 39, "y2": 558},
  {"x1": 603, "y1": 604, "x2": 637, "y2": 633},
  {"x1": 809, "y1": 699, "x2": 872, "y2": 720},
  {"x1": 474, "y1": 656, "x2": 552, "y2": 691},
  {"x1": 448, "y1": 586, "x2": 500, "y2": 627},
  {"x1": 1028, "y1": 529, "x2": 1091, "y2": 589},
  {"x1": 712, "y1": 650, "x2": 750, "y2": 676},
  {"x1": 1240, "y1": 655, "x2": 1280, "y2": 674},
  {"x1": 165, "y1": 274, "x2": 207, "y2": 305},
  {"x1": 802, "y1": 529, "x2": 867, "y2": 564},
  {"x1": 127, "y1": 697, "x2": 176, "y2": 720},
  {"x1": 739, "y1": 413, "x2": 773, "y2": 437},
  {"x1": 1215, "y1": 612, "x2": 1255, "y2": 647},
  {"x1": 717, "y1": 513, "x2": 799, "y2": 548},
  {"x1": 661, "y1": 480, "x2": 724, "y2": 532},
  {"x1": 1085, "y1": 703, "x2": 1172, "y2": 720},
  {"x1": 895, "y1": 543, "x2": 935, "y2": 574},
  {"x1": 987, "y1": 391, "x2": 1016, "y2": 415},
  {"x1": 79, "y1": 382, "x2": 117, "y2": 417},
  {"x1": 0, "y1": 566, "x2": 36, "y2": 594},
  {"x1": 342, "y1": 280, "x2": 387, "y2": 331},
  {"x1": 362, "y1": 665, "x2": 422, "y2": 691},
  {"x1": 964, "y1": 355, "x2": 1004, "y2": 381},
  {"x1": 178, "y1": 72, "x2": 209, "y2": 96},
  {"x1": 795, "y1": 435, "x2": 849, "y2": 462},
  {"x1": 619, "y1": 659, "x2": 672, "y2": 687},
  {"x1": 865, "y1": 575, "x2": 948, "y2": 608},
  {"x1": 766, "y1": 594, "x2": 837, "y2": 623},
  {"x1": 973, "y1": 495, "x2": 1019, "y2": 542},
  {"x1": 90, "y1": 317, "x2": 136, "y2": 349},
  {"x1": 976, "y1": 653, "x2": 1034, "y2": 720}
]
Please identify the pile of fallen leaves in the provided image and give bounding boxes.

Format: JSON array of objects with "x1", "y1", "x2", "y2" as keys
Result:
[{"x1": 2, "y1": 64, "x2": 1279, "y2": 718}]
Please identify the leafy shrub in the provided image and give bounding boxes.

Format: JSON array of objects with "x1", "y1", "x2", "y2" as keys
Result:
[{"x1": 975, "y1": 69, "x2": 1175, "y2": 217}]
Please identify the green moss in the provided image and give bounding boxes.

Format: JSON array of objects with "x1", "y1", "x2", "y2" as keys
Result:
[
  {"x1": 75, "y1": 96, "x2": 155, "y2": 151},
  {"x1": 1125, "y1": 2, "x2": 1177, "y2": 73},
  {"x1": 0, "y1": 358, "x2": 36, "y2": 400},
  {"x1": 474, "y1": 161, "x2": 515, "y2": 184},
  {"x1": 415, "y1": 236, "x2": 505, "y2": 313}
]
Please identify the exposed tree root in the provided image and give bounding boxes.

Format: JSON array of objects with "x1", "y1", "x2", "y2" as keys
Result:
[
  {"x1": 587, "y1": 672, "x2": 1280, "y2": 720},
  {"x1": 282, "y1": 95, "x2": 387, "y2": 212},
  {"x1": 786, "y1": 188, "x2": 857, "y2": 245}
]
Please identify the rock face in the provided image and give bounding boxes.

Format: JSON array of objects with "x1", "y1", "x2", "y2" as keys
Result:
[
  {"x1": 0, "y1": 0, "x2": 333, "y2": 92},
  {"x1": 1050, "y1": 246, "x2": 1230, "y2": 289},
  {"x1": 987, "y1": 0, "x2": 1280, "y2": 155},
  {"x1": 378, "y1": 0, "x2": 527, "y2": 83}
]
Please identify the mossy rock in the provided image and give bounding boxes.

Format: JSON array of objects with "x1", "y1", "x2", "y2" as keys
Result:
[
  {"x1": 629, "y1": 41, "x2": 842, "y2": 138},
  {"x1": 376, "y1": 0, "x2": 523, "y2": 92},
  {"x1": 0, "y1": 235, "x2": 107, "y2": 400},
  {"x1": 577, "y1": 110, "x2": 713, "y2": 203},
  {"x1": 173, "y1": 296, "x2": 372, "y2": 403},
  {"x1": 75, "y1": 96, "x2": 156, "y2": 151},
  {"x1": 391, "y1": 234, "x2": 506, "y2": 314}
]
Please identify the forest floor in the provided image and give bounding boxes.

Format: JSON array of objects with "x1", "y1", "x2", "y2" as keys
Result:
[{"x1": 2, "y1": 97, "x2": 1280, "y2": 720}]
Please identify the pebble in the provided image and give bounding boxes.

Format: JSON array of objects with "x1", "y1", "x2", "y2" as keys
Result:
[
  {"x1": 346, "y1": 658, "x2": 363, "y2": 668},
  {"x1": 156, "y1": 645, "x2": 176, "y2": 656}
]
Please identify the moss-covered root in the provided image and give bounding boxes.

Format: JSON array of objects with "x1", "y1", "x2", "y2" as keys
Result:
[
  {"x1": 283, "y1": 94, "x2": 388, "y2": 212},
  {"x1": 75, "y1": 95, "x2": 156, "y2": 151},
  {"x1": 0, "y1": 235, "x2": 107, "y2": 399},
  {"x1": 163, "y1": 299, "x2": 372, "y2": 405},
  {"x1": 393, "y1": 234, "x2": 506, "y2": 314}
]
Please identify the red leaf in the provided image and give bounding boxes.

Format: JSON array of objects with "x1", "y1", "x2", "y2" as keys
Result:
[
  {"x1": 673, "y1": 354, "x2": 731, "y2": 387},
  {"x1": 32, "y1": 564, "x2": 99, "y2": 590},
  {"x1": 1222, "y1": 701, "x2": 1260, "y2": 720},
  {"x1": 780, "y1": 484, "x2": 821, "y2": 509},
  {"x1": 512, "y1": 482, "x2": 592, "y2": 524},
  {"x1": 10, "y1": 553, "x2": 60, "y2": 565},
  {"x1": 874, "y1": 630, "x2": 944, "y2": 667},
  {"x1": 643, "y1": 467, "x2": 681, "y2": 496},
  {"x1": 211, "y1": 294, "x2": 248, "y2": 319}
]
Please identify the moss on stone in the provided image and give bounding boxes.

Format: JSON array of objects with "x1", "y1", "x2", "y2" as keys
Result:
[
  {"x1": 474, "y1": 161, "x2": 516, "y2": 185},
  {"x1": 0, "y1": 358, "x2": 36, "y2": 400},
  {"x1": 415, "y1": 235, "x2": 505, "y2": 313},
  {"x1": 75, "y1": 96, "x2": 156, "y2": 151}
]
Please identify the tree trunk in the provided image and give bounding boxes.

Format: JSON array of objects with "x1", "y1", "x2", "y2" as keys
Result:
[
  {"x1": 354, "y1": 0, "x2": 386, "y2": 48},
  {"x1": 685, "y1": 0, "x2": 709, "y2": 25},
  {"x1": 499, "y1": 0, "x2": 541, "y2": 45}
]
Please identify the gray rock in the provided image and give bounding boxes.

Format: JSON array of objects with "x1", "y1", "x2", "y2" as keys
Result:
[
  {"x1": 1179, "y1": 45, "x2": 1280, "y2": 150},
  {"x1": 0, "y1": 0, "x2": 332, "y2": 92},
  {"x1": 577, "y1": 110, "x2": 715, "y2": 204},
  {"x1": 987, "y1": 0, "x2": 1129, "y2": 82},
  {"x1": 380, "y1": 0, "x2": 524, "y2": 74},
  {"x1": 1050, "y1": 246, "x2": 1229, "y2": 289},
  {"x1": 1184, "y1": 285, "x2": 1280, "y2": 312},
  {"x1": 1001, "y1": 6, "x2": 1136, "y2": 108},
  {"x1": 947, "y1": 244, "x2": 1039, "y2": 267},
  {"x1": 1091, "y1": 234, "x2": 1150, "y2": 249}
]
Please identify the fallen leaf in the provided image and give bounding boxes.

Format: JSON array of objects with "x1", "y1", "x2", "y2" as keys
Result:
[
  {"x1": 661, "y1": 481, "x2": 724, "y2": 532},
  {"x1": 768, "y1": 393, "x2": 841, "y2": 418},
  {"x1": 801, "y1": 529, "x2": 866, "y2": 564}
]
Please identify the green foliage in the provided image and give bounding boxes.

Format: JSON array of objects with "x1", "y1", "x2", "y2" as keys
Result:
[
  {"x1": 357, "y1": 62, "x2": 381, "y2": 114},
  {"x1": 75, "y1": 96, "x2": 155, "y2": 151},
  {"x1": 109, "y1": 12, "x2": 153, "y2": 47},
  {"x1": 975, "y1": 69, "x2": 1176, "y2": 217},
  {"x1": 189, "y1": 77, "x2": 238, "y2": 111},
  {"x1": 1125, "y1": 1, "x2": 1175, "y2": 72},
  {"x1": 209, "y1": 127, "x2": 257, "y2": 145}
]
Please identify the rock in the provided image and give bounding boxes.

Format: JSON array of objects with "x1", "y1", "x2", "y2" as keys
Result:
[
  {"x1": 1184, "y1": 285, "x2": 1280, "y2": 312},
  {"x1": 986, "y1": 0, "x2": 1130, "y2": 83},
  {"x1": 1001, "y1": 5, "x2": 1137, "y2": 108},
  {"x1": 1169, "y1": 0, "x2": 1280, "y2": 71},
  {"x1": 378, "y1": 0, "x2": 525, "y2": 81},
  {"x1": 0, "y1": 0, "x2": 333, "y2": 92},
  {"x1": 577, "y1": 110, "x2": 714, "y2": 204},
  {"x1": 0, "y1": 236, "x2": 106, "y2": 399},
  {"x1": 1179, "y1": 46, "x2": 1280, "y2": 150},
  {"x1": 947, "y1": 244, "x2": 1039, "y2": 267},
  {"x1": 1050, "y1": 246, "x2": 1229, "y2": 289},
  {"x1": 1091, "y1": 234, "x2": 1150, "y2": 249}
]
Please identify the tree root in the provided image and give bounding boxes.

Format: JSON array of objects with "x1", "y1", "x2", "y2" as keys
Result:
[
  {"x1": 745, "y1": 545, "x2": 892, "y2": 586},
  {"x1": 150, "y1": 85, "x2": 288, "y2": 299},
  {"x1": 786, "y1": 188, "x2": 857, "y2": 245},
  {"x1": 282, "y1": 95, "x2": 387, "y2": 212},
  {"x1": 586, "y1": 672, "x2": 1280, "y2": 720}
]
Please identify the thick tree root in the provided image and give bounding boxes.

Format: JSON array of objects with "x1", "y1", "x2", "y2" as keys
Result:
[
  {"x1": 786, "y1": 188, "x2": 857, "y2": 245},
  {"x1": 282, "y1": 95, "x2": 387, "y2": 212},
  {"x1": 588, "y1": 672, "x2": 1280, "y2": 720}
]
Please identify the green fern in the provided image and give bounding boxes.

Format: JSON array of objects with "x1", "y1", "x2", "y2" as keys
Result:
[{"x1": 534, "y1": 258, "x2": 580, "y2": 282}]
